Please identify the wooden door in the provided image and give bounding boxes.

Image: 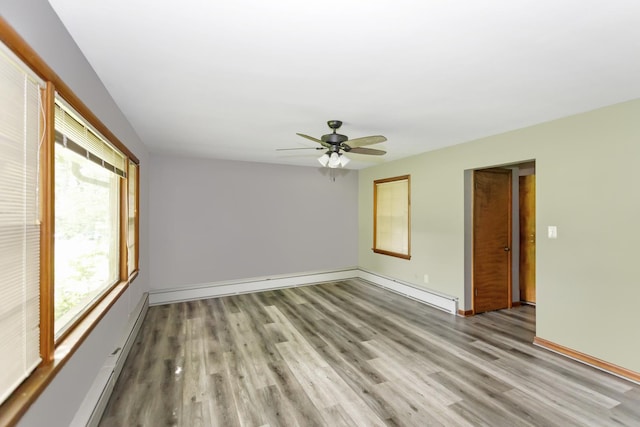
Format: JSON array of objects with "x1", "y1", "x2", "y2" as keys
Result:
[
  {"x1": 473, "y1": 168, "x2": 512, "y2": 313},
  {"x1": 519, "y1": 175, "x2": 536, "y2": 303}
]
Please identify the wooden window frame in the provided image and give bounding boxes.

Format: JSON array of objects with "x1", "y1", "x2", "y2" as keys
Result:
[
  {"x1": 0, "y1": 18, "x2": 140, "y2": 427},
  {"x1": 373, "y1": 174, "x2": 411, "y2": 260},
  {"x1": 127, "y1": 161, "x2": 140, "y2": 279}
]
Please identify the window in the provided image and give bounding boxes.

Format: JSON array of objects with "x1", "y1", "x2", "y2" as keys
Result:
[
  {"x1": 0, "y1": 42, "x2": 43, "y2": 406},
  {"x1": 0, "y1": 22, "x2": 140, "y2": 424},
  {"x1": 373, "y1": 175, "x2": 411, "y2": 259},
  {"x1": 53, "y1": 100, "x2": 126, "y2": 337}
]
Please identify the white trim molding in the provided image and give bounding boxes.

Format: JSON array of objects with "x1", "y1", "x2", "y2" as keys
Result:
[
  {"x1": 149, "y1": 268, "x2": 458, "y2": 314},
  {"x1": 357, "y1": 270, "x2": 458, "y2": 314},
  {"x1": 71, "y1": 293, "x2": 150, "y2": 427},
  {"x1": 148, "y1": 268, "x2": 360, "y2": 306}
]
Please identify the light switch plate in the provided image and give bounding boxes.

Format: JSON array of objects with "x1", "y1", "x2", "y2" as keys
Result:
[{"x1": 548, "y1": 226, "x2": 558, "y2": 239}]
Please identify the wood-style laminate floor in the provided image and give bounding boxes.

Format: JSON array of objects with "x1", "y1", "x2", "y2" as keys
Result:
[{"x1": 100, "y1": 279, "x2": 640, "y2": 426}]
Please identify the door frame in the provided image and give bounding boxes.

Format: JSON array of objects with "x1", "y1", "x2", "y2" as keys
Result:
[
  {"x1": 519, "y1": 173, "x2": 536, "y2": 304},
  {"x1": 462, "y1": 160, "x2": 535, "y2": 316}
]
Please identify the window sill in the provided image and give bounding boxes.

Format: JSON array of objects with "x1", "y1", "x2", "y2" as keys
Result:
[
  {"x1": 372, "y1": 248, "x2": 412, "y2": 260},
  {"x1": 0, "y1": 279, "x2": 131, "y2": 427}
]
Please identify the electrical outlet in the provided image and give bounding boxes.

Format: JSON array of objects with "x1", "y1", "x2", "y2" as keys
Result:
[{"x1": 423, "y1": 274, "x2": 429, "y2": 284}]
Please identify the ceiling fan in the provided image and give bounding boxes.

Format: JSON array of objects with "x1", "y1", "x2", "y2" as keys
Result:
[{"x1": 278, "y1": 120, "x2": 387, "y2": 168}]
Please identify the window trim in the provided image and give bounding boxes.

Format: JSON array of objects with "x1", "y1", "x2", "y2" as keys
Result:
[
  {"x1": 0, "y1": 18, "x2": 140, "y2": 427},
  {"x1": 373, "y1": 174, "x2": 411, "y2": 260}
]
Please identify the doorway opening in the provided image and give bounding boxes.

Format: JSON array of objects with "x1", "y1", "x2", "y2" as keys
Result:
[{"x1": 462, "y1": 160, "x2": 536, "y2": 315}]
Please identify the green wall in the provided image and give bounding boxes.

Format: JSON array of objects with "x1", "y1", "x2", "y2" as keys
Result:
[{"x1": 358, "y1": 98, "x2": 640, "y2": 373}]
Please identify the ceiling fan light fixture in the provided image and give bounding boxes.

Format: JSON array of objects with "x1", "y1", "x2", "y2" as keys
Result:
[
  {"x1": 328, "y1": 152, "x2": 341, "y2": 168},
  {"x1": 318, "y1": 153, "x2": 330, "y2": 167},
  {"x1": 339, "y1": 154, "x2": 350, "y2": 167}
]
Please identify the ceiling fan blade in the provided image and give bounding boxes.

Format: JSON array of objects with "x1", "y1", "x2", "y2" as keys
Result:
[
  {"x1": 344, "y1": 135, "x2": 387, "y2": 148},
  {"x1": 348, "y1": 147, "x2": 386, "y2": 156},
  {"x1": 296, "y1": 132, "x2": 332, "y2": 149},
  {"x1": 276, "y1": 147, "x2": 324, "y2": 151},
  {"x1": 296, "y1": 133, "x2": 327, "y2": 146},
  {"x1": 296, "y1": 133, "x2": 322, "y2": 143}
]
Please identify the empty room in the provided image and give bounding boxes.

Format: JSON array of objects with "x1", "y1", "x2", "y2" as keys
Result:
[{"x1": 1, "y1": 1, "x2": 639, "y2": 426}]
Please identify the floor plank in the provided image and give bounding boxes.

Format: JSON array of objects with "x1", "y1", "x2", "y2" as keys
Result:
[{"x1": 100, "y1": 279, "x2": 640, "y2": 426}]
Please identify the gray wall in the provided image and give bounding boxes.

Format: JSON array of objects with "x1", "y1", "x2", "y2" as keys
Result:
[
  {"x1": 149, "y1": 154, "x2": 358, "y2": 290},
  {"x1": 2, "y1": 1, "x2": 150, "y2": 425}
]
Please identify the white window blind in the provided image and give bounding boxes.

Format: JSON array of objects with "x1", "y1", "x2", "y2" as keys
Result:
[
  {"x1": 54, "y1": 100, "x2": 126, "y2": 177},
  {"x1": 0, "y1": 44, "x2": 42, "y2": 405}
]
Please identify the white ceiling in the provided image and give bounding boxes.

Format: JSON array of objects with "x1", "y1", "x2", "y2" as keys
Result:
[{"x1": 47, "y1": 0, "x2": 640, "y2": 169}]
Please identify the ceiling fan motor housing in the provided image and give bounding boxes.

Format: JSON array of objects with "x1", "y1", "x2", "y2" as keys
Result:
[
  {"x1": 321, "y1": 133, "x2": 349, "y2": 145},
  {"x1": 321, "y1": 120, "x2": 348, "y2": 145}
]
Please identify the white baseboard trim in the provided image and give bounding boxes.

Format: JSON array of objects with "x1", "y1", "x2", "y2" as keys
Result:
[
  {"x1": 357, "y1": 270, "x2": 458, "y2": 314},
  {"x1": 149, "y1": 268, "x2": 457, "y2": 315},
  {"x1": 76, "y1": 293, "x2": 149, "y2": 427},
  {"x1": 148, "y1": 268, "x2": 360, "y2": 306}
]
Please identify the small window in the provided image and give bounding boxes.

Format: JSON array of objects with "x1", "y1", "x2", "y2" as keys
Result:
[{"x1": 373, "y1": 175, "x2": 411, "y2": 259}]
